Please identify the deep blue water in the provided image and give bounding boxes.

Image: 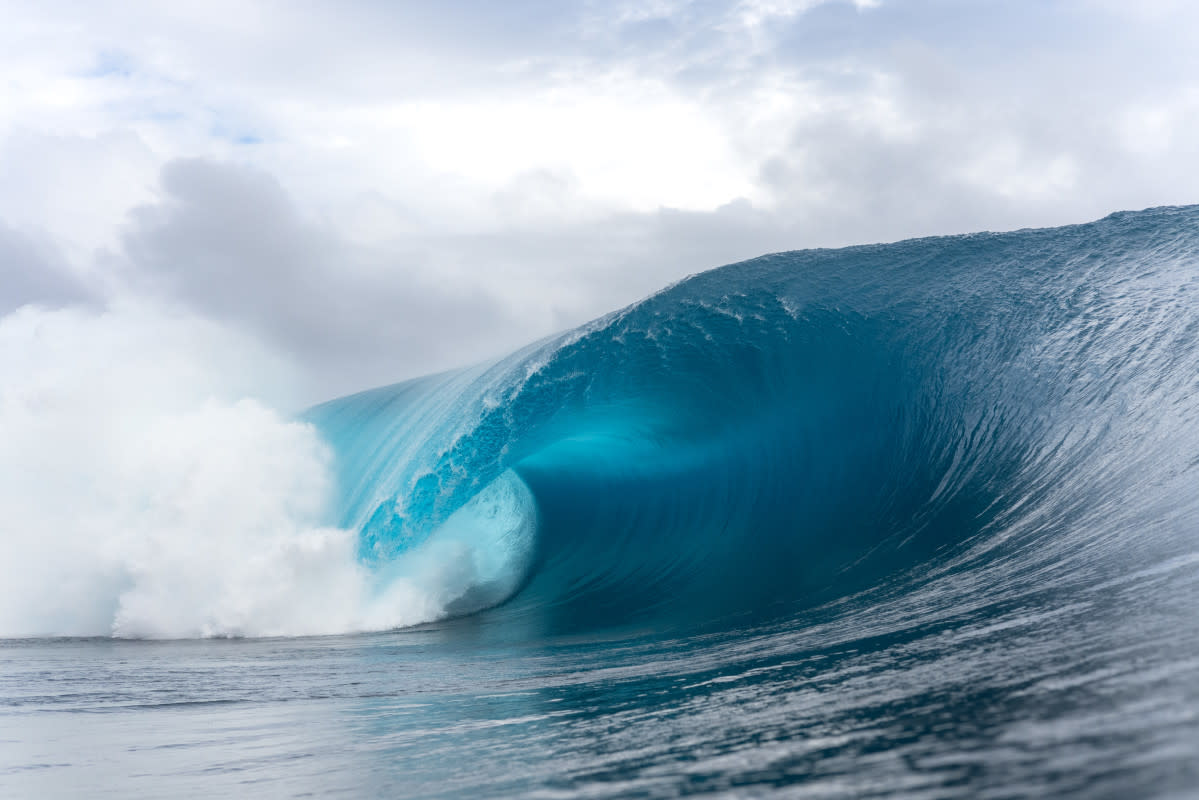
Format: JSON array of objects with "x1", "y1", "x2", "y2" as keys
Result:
[{"x1": 4, "y1": 206, "x2": 1199, "y2": 797}]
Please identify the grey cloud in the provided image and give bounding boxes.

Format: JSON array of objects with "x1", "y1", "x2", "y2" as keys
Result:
[
  {"x1": 120, "y1": 159, "x2": 530, "y2": 398},
  {"x1": 695, "y1": 0, "x2": 1199, "y2": 245},
  {"x1": 0, "y1": 222, "x2": 94, "y2": 315}
]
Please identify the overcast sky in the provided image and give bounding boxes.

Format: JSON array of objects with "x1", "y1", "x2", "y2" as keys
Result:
[{"x1": 2, "y1": 0, "x2": 1198, "y2": 403}]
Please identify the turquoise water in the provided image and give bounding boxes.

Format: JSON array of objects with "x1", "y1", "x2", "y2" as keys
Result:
[{"x1": 4, "y1": 206, "x2": 1199, "y2": 797}]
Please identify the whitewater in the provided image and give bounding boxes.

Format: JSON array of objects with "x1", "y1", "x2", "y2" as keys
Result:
[{"x1": 3, "y1": 206, "x2": 1198, "y2": 797}]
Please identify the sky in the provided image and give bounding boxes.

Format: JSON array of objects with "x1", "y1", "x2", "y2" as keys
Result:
[{"x1": 2, "y1": 0, "x2": 1199, "y2": 404}]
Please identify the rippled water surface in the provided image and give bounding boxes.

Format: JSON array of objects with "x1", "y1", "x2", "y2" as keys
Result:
[{"x1": 5, "y1": 551, "x2": 1199, "y2": 799}]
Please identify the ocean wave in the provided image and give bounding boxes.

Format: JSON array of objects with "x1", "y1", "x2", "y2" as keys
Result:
[{"x1": 308, "y1": 205, "x2": 1199, "y2": 635}]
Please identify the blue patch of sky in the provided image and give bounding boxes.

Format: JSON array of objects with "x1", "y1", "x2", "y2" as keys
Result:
[
  {"x1": 210, "y1": 119, "x2": 264, "y2": 146},
  {"x1": 84, "y1": 50, "x2": 136, "y2": 79}
]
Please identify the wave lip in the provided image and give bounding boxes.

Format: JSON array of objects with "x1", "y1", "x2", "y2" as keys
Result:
[{"x1": 373, "y1": 469, "x2": 538, "y2": 621}]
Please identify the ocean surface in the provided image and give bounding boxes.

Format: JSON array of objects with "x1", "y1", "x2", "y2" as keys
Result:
[{"x1": 3, "y1": 206, "x2": 1199, "y2": 797}]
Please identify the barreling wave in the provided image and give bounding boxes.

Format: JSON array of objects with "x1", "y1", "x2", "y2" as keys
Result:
[{"x1": 308, "y1": 205, "x2": 1199, "y2": 635}]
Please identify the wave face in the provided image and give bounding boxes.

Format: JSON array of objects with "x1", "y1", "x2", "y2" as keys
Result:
[{"x1": 308, "y1": 205, "x2": 1199, "y2": 635}]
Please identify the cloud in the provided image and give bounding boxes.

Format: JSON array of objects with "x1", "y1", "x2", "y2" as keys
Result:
[
  {"x1": 0, "y1": 129, "x2": 158, "y2": 257},
  {"x1": 106, "y1": 159, "x2": 785, "y2": 399},
  {"x1": 0, "y1": 221, "x2": 95, "y2": 315},
  {"x1": 116, "y1": 159, "x2": 533, "y2": 398}
]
